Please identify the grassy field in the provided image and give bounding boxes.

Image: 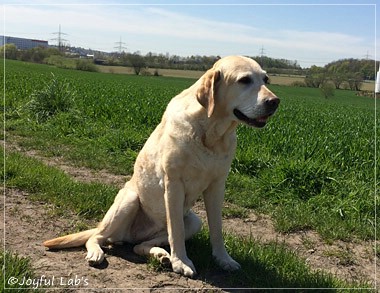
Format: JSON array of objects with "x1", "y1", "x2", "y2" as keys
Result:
[
  {"x1": 2, "y1": 149, "x2": 367, "y2": 289},
  {"x1": 3, "y1": 59, "x2": 377, "y2": 289},
  {"x1": 4, "y1": 59, "x2": 376, "y2": 240},
  {"x1": 97, "y1": 64, "x2": 376, "y2": 91}
]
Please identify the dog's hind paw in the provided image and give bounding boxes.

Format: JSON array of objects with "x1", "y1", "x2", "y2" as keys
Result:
[
  {"x1": 150, "y1": 247, "x2": 171, "y2": 266},
  {"x1": 86, "y1": 248, "x2": 105, "y2": 266},
  {"x1": 158, "y1": 253, "x2": 171, "y2": 266}
]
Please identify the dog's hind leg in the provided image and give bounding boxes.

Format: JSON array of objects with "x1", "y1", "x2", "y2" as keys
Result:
[
  {"x1": 133, "y1": 210, "x2": 202, "y2": 268},
  {"x1": 85, "y1": 184, "x2": 139, "y2": 265},
  {"x1": 133, "y1": 234, "x2": 171, "y2": 265},
  {"x1": 183, "y1": 210, "x2": 202, "y2": 240}
]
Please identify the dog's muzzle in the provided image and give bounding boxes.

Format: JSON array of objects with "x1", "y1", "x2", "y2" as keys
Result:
[{"x1": 234, "y1": 97, "x2": 280, "y2": 128}]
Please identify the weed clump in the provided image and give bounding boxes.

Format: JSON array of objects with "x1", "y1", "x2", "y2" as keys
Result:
[
  {"x1": 26, "y1": 73, "x2": 76, "y2": 122},
  {"x1": 75, "y1": 59, "x2": 99, "y2": 72},
  {"x1": 320, "y1": 81, "x2": 335, "y2": 99}
]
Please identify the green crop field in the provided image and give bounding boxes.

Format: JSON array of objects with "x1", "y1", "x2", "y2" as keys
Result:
[{"x1": 3, "y1": 59, "x2": 377, "y2": 289}]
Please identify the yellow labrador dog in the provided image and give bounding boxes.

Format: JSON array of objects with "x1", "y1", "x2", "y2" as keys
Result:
[{"x1": 44, "y1": 56, "x2": 279, "y2": 278}]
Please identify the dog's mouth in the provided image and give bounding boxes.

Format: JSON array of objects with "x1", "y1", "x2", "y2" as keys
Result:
[{"x1": 233, "y1": 109, "x2": 273, "y2": 128}]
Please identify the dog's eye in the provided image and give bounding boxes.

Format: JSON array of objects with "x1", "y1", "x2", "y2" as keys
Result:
[
  {"x1": 263, "y1": 75, "x2": 270, "y2": 84},
  {"x1": 238, "y1": 76, "x2": 252, "y2": 84}
]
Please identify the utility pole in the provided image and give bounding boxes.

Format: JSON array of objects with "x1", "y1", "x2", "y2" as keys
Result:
[
  {"x1": 363, "y1": 51, "x2": 371, "y2": 60},
  {"x1": 51, "y1": 24, "x2": 68, "y2": 52},
  {"x1": 259, "y1": 45, "x2": 266, "y2": 68},
  {"x1": 114, "y1": 36, "x2": 127, "y2": 54}
]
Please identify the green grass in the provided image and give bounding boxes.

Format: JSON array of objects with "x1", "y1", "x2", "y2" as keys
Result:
[
  {"x1": 3, "y1": 59, "x2": 377, "y2": 288},
  {"x1": 226, "y1": 85, "x2": 376, "y2": 241},
  {"x1": 185, "y1": 229, "x2": 358, "y2": 289},
  {"x1": 3, "y1": 149, "x2": 370, "y2": 289},
  {"x1": 1, "y1": 250, "x2": 39, "y2": 291},
  {"x1": 3, "y1": 150, "x2": 118, "y2": 220},
  {"x1": 3, "y1": 59, "x2": 377, "y2": 242},
  {"x1": 186, "y1": 230, "x2": 366, "y2": 290}
]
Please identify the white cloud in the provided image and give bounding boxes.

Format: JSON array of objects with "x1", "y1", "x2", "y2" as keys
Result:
[{"x1": 3, "y1": 4, "x2": 376, "y2": 67}]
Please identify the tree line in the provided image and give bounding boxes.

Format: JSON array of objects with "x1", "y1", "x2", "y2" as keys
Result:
[
  {"x1": 1, "y1": 43, "x2": 61, "y2": 63},
  {"x1": 2, "y1": 44, "x2": 378, "y2": 91},
  {"x1": 304, "y1": 59, "x2": 378, "y2": 91},
  {"x1": 104, "y1": 52, "x2": 304, "y2": 75},
  {"x1": 100, "y1": 53, "x2": 380, "y2": 91}
]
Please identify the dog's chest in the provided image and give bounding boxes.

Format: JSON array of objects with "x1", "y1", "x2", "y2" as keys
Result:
[{"x1": 181, "y1": 148, "x2": 232, "y2": 204}]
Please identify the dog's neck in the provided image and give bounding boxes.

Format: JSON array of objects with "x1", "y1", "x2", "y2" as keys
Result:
[{"x1": 202, "y1": 118, "x2": 238, "y2": 154}]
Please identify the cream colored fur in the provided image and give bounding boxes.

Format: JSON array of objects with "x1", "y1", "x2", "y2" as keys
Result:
[{"x1": 43, "y1": 56, "x2": 279, "y2": 278}]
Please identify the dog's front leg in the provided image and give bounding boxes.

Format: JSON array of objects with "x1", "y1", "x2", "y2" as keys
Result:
[
  {"x1": 164, "y1": 177, "x2": 197, "y2": 278},
  {"x1": 203, "y1": 180, "x2": 241, "y2": 271}
]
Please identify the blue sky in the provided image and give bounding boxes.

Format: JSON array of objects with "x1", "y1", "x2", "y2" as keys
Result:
[{"x1": 2, "y1": 0, "x2": 378, "y2": 68}]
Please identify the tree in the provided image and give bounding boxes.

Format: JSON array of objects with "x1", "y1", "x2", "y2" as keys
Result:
[
  {"x1": 347, "y1": 72, "x2": 363, "y2": 91},
  {"x1": 329, "y1": 73, "x2": 346, "y2": 89},
  {"x1": 320, "y1": 81, "x2": 335, "y2": 98},
  {"x1": 128, "y1": 53, "x2": 146, "y2": 75},
  {"x1": 305, "y1": 66, "x2": 326, "y2": 88},
  {"x1": 0, "y1": 43, "x2": 18, "y2": 59}
]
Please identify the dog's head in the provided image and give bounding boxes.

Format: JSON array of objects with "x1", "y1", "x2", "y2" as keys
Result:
[{"x1": 196, "y1": 56, "x2": 280, "y2": 128}]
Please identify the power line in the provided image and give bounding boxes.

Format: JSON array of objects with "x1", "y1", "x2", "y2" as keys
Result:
[
  {"x1": 51, "y1": 24, "x2": 68, "y2": 52},
  {"x1": 114, "y1": 36, "x2": 127, "y2": 53}
]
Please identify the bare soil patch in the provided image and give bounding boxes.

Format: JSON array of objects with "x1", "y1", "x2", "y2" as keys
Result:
[
  {"x1": 2, "y1": 188, "x2": 222, "y2": 292},
  {"x1": 3, "y1": 141, "x2": 378, "y2": 290}
]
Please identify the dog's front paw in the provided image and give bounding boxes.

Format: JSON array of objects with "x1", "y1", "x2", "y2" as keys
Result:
[
  {"x1": 86, "y1": 247, "x2": 105, "y2": 266},
  {"x1": 171, "y1": 256, "x2": 197, "y2": 278},
  {"x1": 215, "y1": 255, "x2": 241, "y2": 271}
]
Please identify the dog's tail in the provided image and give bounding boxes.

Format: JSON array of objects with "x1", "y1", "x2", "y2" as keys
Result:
[{"x1": 43, "y1": 228, "x2": 97, "y2": 249}]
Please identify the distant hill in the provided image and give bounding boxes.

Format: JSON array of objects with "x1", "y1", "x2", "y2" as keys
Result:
[
  {"x1": 253, "y1": 55, "x2": 301, "y2": 69},
  {"x1": 256, "y1": 57, "x2": 379, "y2": 80},
  {"x1": 324, "y1": 58, "x2": 378, "y2": 81},
  {"x1": 251, "y1": 56, "x2": 304, "y2": 75}
]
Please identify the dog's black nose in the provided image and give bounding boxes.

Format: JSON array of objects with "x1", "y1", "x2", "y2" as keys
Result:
[{"x1": 264, "y1": 97, "x2": 280, "y2": 110}]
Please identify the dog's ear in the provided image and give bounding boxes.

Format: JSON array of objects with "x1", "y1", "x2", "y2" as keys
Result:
[{"x1": 196, "y1": 69, "x2": 221, "y2": 117}]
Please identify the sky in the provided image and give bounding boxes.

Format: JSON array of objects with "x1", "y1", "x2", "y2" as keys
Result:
[{"x1": 1, "y1": 0, "x2": 378, "y2": 68}]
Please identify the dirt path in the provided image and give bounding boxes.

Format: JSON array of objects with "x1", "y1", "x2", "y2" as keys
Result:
[
  {"x1": 3, "y1": 189, "x2": 223, "y2": 292},
  {"x1": 3, "y1": 141, "x2": 378, "y2": 290}
]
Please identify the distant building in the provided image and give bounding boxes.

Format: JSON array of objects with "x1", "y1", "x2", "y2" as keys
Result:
[{"x1": 0, "y1": 35, "x2": 48, "y2": 50}]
